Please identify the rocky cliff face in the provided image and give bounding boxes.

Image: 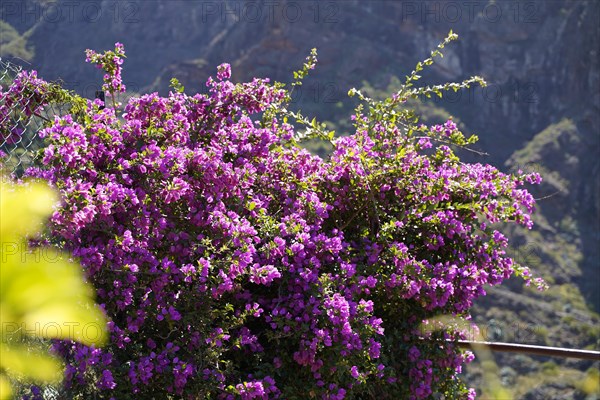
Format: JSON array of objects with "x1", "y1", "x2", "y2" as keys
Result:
[
  {"x1": 3, "y1": 1, "x2": 597, "y2": 153},
  {"x1": 2, "y1": 0, "x2": 599, "y2": 396},
  {"x1": 143, "y1": 1, "x2": 599, "y2": 162}
]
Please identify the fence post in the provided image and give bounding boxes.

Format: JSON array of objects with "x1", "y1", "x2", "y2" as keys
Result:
[{"x1": 95, "y1": 90, "x2": 105, "y2": 110}]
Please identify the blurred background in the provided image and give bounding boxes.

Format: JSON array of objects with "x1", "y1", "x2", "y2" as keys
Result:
[{"x1": 1, "y1": 0, "x2": 598, "y2": 398}]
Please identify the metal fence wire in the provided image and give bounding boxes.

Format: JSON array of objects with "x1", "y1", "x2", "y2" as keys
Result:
[{"x1": 0, "y1": 57, "x2": 69, "y2": 177}]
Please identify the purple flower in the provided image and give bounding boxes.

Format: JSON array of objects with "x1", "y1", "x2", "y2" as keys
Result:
[
  {"x1": 97, "y1": 369, "x2": 116, "y2": 390},
  {"x1": 408, "y1": 346, "x2": 420, "y2": 362},
  {"x1": 217, "y1": 63, "x2": 232, "y2": 80}
]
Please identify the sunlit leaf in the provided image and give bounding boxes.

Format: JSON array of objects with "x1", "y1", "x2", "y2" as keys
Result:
[{"x1": 0, "y1": 178, "x2": 107, "y2": 396}]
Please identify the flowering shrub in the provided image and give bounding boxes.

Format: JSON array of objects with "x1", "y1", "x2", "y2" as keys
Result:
[{"x1": 3, "y1": 34, "x2": 545, "y2": 399}]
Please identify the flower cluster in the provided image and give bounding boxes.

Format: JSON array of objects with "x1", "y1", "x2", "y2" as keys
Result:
[
  {"x1": 0, "y1": 70, "x2": 49, "y2": 144},
  {"x1": 16, "y1": 39, "x2": 544, "y2": 399},
  {"x1": 85, "y1": 42, "x2": 126, "y2": 95}
]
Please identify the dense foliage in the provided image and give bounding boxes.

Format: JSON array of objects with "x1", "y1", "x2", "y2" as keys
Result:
[{"x1": 1, "y1": 34, "x2": 545, "y2": 399}]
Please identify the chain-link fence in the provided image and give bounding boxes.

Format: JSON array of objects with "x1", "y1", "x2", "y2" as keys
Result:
[{"x1": 0, "y1": 58, "x2": 70, "y2": 177}]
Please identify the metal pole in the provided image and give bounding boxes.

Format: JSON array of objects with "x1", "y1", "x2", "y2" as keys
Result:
[
  {"x1": 457, "y1": 340, "x2": 600, "y2": 361},
  {"x1": 95, "y1": 90, "x2": 105, "y2": 110}
]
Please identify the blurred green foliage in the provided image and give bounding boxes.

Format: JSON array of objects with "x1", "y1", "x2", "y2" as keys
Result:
[{"x1": 0, "y1": 178, "x2": 107, "y2": 399}]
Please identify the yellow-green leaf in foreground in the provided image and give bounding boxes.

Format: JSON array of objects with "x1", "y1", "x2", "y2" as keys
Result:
[
  {"x1": 0, "y1": 179, "x2": 58, "y2": 241},
  {"x1": 0, "y1": 179, "x2": 108, "y2": 398}
]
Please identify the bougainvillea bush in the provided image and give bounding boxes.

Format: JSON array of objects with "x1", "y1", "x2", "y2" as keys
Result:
[{"x1": 2, "y1": 33, "x2": 545, "y2": 399}]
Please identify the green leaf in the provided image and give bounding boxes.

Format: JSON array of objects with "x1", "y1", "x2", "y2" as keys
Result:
[
  {"x1": 169, "y1": 77, "x2": 185, "y2": 93},
  {"x1": 0, "y1": 343, "x2": 63, "y2": 384},
  {"x1": 0, "y1": 179, "x2": 108, "y2": 393}
]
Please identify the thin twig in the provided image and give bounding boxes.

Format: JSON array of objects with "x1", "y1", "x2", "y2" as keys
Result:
[
  {"x1": 338, "y1": 201, "x2": 368, "y2": 232},
  {"x1": 534, "y1": 190, "x2": 562, "y2": 201},
  {"x1": 33, "y1": 111, "x2": 51, "y2": 123},
  {"x1": 414, "y1": 136, "x2": 489, "y2": 156}
]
